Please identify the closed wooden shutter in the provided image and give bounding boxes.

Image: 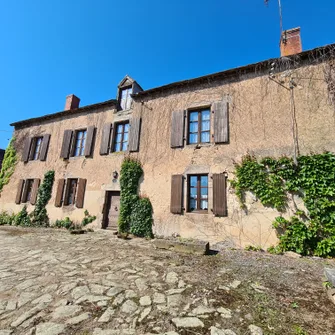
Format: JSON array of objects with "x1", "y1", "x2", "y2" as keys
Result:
[
  {"x1": 22, "y1": 138, "x2": 32, "y2": 162},
  {"x1": 28, "y1": 138, "x2": 36, "y2": 160},
  {"x1": 40, "y1": 134, "x2": 51, "y2": 161},
  {"x1": 30, "y1": 179, "x2": 40, "y2": 205},
  {"x1": 76, "y1": 178, "x2": 87, "y2": 208},
  {"x1": 213, "y1": 101, "x2": 229, "y2": 144},
  {"x1": 60, "y1": 130, "x2": 73, "y2": 159},
  {"x1": 171, "y1": 110, "x2": 185, "y2": 148},
  {"x1": 170, "y1": 174, "x2": 184, "y2": 214},
  {"x1": 84, "y1": 126, "x2": 95, "y2": 157},
  {"x1": 100, "y1": 123, "x2": 112, "y2": 155},
  {"x1": 21, "y1": 180, "x2": 30, "y2": 203},
  {"x1": 128, "y1": 117, "x2": 141, "y2": 152},
  {"x1": 212, "y1": 173, "x2": 228, "y2": 217},
  {"x1": 15, "y1": 180, "x2": 25, "y2": 204},
  {"x1": 55, "y1": 179, "x2": 65, "y2": 207}
]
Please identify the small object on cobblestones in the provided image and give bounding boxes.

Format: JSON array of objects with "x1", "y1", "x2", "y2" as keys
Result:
[
  {"x1": 172, "y1": 317, "x2": 204, "y2": 328},
  {"x1": 248, "y1": 324, "x2": 263, "y2": 335}
]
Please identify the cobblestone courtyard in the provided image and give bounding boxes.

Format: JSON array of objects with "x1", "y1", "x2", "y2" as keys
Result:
[{"x1": 0, "y1": 226, "x2": 334, "y2": 335}]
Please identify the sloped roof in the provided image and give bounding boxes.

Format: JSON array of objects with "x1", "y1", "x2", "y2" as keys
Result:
[{"x1": 11, "y1": 99, "x2": 117, "y2": 128}]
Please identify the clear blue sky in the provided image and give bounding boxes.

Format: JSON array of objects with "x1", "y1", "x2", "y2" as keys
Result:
[{"x1": 0, "y1": 0, "x2": 333, "y2": 149}]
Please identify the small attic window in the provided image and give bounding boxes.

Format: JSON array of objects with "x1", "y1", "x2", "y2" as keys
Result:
[{"x1": 119, "y1": 86, "x2": 132, "y2": 110}]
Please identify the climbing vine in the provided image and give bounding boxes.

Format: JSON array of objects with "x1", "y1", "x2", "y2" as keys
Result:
[
  {"x1": 31, "y1": 170, "x2": 55, "y2": 227},
  {"x1": 0, "y1": 138, "x2": 18, "y2": 194},
  {"x1": 231, "y1": 152, "x2": 335, "y2": 257},
  {"x1": 118, "y1": 157, "x2": 153, "y2": 237},
  {"x1": 130, "y1": 196, "x2": 153, "y2": 238}
]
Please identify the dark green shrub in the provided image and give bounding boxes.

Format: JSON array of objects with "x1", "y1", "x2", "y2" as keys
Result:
[
  {"x1": 0, "y1": 211, "x2": 15, "y2": 225},
  {"x1": 130, "y1": 196, "x2": 153, "y2": 238},
  {"x1": 118, "y1": 158, "x2": 143, "y2": 233},
  {"x1": 118, "y1": 157, "x2": 153, "y2": 237},
  {"x1": 81, "y1": 210, "x2": 96, "y2": 226},
  {"x1": 31, "y1": 170, "x2": 55, "y2": 227},
  {"x1": 55, "y1": 217, "x2": 73, "y2": 229},
  {"x1": 14, "y1": 205, "x2": 31, "y2": 227}
]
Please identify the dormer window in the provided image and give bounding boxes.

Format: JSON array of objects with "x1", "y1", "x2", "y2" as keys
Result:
[{"x1": 120, "y1": 86, "x2": 132, "y2": 110}]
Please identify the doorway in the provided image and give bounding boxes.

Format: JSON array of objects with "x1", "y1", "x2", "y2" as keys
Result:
[{"x1": 102, "y1": 191, "x2": 120, "y2": 231}]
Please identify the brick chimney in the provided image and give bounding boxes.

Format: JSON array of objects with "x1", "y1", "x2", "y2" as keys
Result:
[
  {"x1": 280, "y1": 27, "x2": 302, "y2": 57},
  {"x1": 65, "y1": 94, "x2": 80, "y2": 110}
]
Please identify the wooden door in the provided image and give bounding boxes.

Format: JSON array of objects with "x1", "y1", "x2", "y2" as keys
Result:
[{"x1": 102, "y1": 191, "x2": 120, "y2": 231}]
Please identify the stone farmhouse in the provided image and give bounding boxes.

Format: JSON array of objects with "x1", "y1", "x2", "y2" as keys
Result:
[{"x1": 1, "y1": 28, "x2": 335, "y2": 248}]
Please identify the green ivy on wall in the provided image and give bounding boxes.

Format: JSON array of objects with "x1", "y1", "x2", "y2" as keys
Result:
[
  {"x1": 31, "y1": 170, "x2": 55, "y2": 227},
  {"x1": 231, "y1": 152, "x2": 335, "y2": 257},
  {"x1": 130, "y1": 196, "x2": 153, "y2": 238},
  {"x1": 118, "y1": 157, "x2": 153, "y2": 238},
  {"x1": 0, "y1": 138, "x2": 18, "y2": 193}
]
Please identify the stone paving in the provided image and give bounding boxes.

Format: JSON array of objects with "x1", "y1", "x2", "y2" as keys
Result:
[{"x1": 0, "y1": 226, "x2": 334, "y2": 335}]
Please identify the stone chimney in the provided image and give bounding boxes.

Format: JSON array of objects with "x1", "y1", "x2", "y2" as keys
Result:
[
  {"x1": 280, "y1": 27, "x2": 302, "y2": 57},
  {"x1": 65, "y1": 94, "x2": 80, "y2": 110}
]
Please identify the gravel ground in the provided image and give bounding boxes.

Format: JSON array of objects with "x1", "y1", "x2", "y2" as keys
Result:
[{"x1": 0, "y1": 226, "x2": 334, "y2": 335}]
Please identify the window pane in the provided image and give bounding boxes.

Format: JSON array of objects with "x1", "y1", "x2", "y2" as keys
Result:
[
  {"x1": 189, "y1": 122, "x2": 198, "y2": 133},
  {"x1": 121, "y1": 89, "x2": 128, "y2": 99},
  {"x1": 117, "y1": 125, "x2": 123, "y2": 134},
  {"x1": 114, "y1": 143, "x2": 121, "y2": 152},
  {"x1": 202, "y1": 110, "x2": 210, "y2": 120},
  {"x1": 124, "y1": 123, "x2": 129, "y2": 132},
  {"x1": 201, "y1": 176, "x2": 208, "y2": 186},
  {"x1": 190, "y1": 187, "x2": 197, "y2": 197},
  {"x1": 189, "y1": 112, "x2": 198, "y2": 122},
  {"x1": 201, "y1": 188, "x2": 208, "y2": 198},
  {"x1": 189, "y1": 133, "x2": 198, "y2": 144},
  {"x1": 202, "y1": 120, "x2": 210, "y2": 131},
  {"x1": 200, "y1": 200, "x2": 208, "y2": 210},
  {"x1": 190, "y1": 176, "x2": 197, "y2": 187},
  {"x1": 201, "y1": 131, "x2": 210, "y2": 143},
  {"x1": 74, "y1": 147, "x2": 80, "y2": 156},
  {"x1": 122, "y1": 142, "x2": 128, "y2": 151},
  {"x1": 123, "y1": 133, "x2": 129, "y2": 141},
  {"x1": 116, "y1": 133, "x2": 122, "y2": 143},
  {"x1": 189, "y1": 198, "x2": 197, "y2": 211}
]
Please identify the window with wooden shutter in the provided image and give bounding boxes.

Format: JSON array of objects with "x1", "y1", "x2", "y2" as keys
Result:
[
  {"x1": 187, "y1": 109, "x2": 210, "y2": 145},
  {"x1": 22, "y1": 138, "x2": 33, "y2": 162},
  {"x1": 40, "y1": 134, "x2": 51, "y2": 161},
  {"x1": 213, "y1": 101, "x2": 229, "y2": 144},
  {"x1": 84, "y1": 126, "x2": 95, "y2": 157},
  {"x1": 171, "y1": 110, "x2": 185, "y2": 148},
  {"x1": 128, "y1": 117, "x2": 141, "y2": 152},
  {"x1": 170, "y1": 174, "x2": 184, "y2": 214},
  {"x1": 187, "y1": 175, "x2": 208, "y2": 213},
  {"x1": 55, "y1": 179, "x2": 65, "y2": 207},
  {"x1": 76, "y1": 178, "x2": 87, "y2": 208},
  {"x1": 60, "y1": 130, "x2": 73, "y2": 159},
  {"x1": 30, "y1": 179, "x2": 40, "y2": 205},
  {"x1": 113, "y1": 122, "x2": 129, "y2": 152},
  {"x1": 100, "y1": 123, "x2": 112, "y2": 155},
  {"x1": 15, "y1": 180, "x2": 25, "y2": 204},
  {"x1": 212, "y1": 173, "x2": 228, "y2": 217}
]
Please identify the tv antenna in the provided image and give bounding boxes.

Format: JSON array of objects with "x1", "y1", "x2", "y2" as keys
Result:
[{"x1": 265, "y1": 0, "x2": 284, "y2": 34}]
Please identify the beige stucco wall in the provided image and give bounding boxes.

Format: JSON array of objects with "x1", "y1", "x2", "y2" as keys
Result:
[{"x1": 1, "y1": 60, "x2": 334, "y2": 248}]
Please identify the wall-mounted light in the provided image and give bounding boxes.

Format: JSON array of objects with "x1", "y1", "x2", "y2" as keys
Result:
[{"x1": 113, "y1": 171, "x2": 118, "y2": 180}]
